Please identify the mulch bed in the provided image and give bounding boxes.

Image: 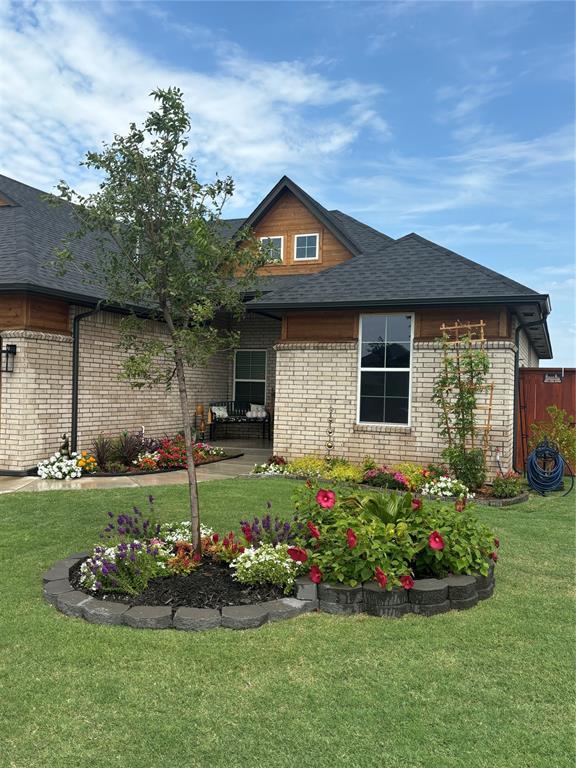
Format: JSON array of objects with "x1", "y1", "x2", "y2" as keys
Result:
[
  {"x1": 70, "y1": 559, "x2": 285, "y2": 610},
  {"x1": 91, "y1": 450, "x2": 244, "y2": 477}
]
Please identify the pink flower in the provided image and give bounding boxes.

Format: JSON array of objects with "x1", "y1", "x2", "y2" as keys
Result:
[
  {"x1": 428, "y1": 531, "x2": 445, "y2": 551},
  {"x1": 411, "y1": 498, "x2": 422, "y2": 511},
  {"x1": 316, "y1": 489, "x2": 336, "y2": 509},
  {"x1": 212, "y1": 533, "x2": 219, "y2": 544},
  {"x1": 374, "y1": 567, "x2": 388, "y2": 589},
  {"x1": 309, "y1": 565, "x2": 323, "y2": 584},
  {"x1": 346, "y1": 528, "x2": 357, "y2": 549},
  {"x1": 399, "y1": 574, "x2": 414, "y2": 590},
  {"x1": 241, "y1": 524, "x2": 252, "y2": 543},
  {"x1": 307, "y1": 521, "x2": 320, "y2": 539}
]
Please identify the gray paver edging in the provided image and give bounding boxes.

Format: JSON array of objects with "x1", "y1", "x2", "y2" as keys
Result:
[{"x1": 43, "y1": 556, "x2": 496, "y2": 630}]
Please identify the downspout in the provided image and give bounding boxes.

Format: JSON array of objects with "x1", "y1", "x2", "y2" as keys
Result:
[
  {"x1": 513, "y1": 316, "x2": 548, "y2": 473},
  {"x1": 71, "y1": 305, "x2": 102, "y2": 452}
]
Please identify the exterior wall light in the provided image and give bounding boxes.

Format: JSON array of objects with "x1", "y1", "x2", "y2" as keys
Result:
[{"x1": 1, "y1": 344, "x2": 17, "y2": 373}]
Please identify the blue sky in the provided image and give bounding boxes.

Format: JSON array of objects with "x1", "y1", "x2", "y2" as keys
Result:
[{"x1": 1, "y1": 0, "x2": 574, "y2": 364}]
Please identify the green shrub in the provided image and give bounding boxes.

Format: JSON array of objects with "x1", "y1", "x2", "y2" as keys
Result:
[
  {"x1": 491, "y1": 471, "x2": 523, "y2": 499},
  {"x1": 231, "y1": 543, "x2": 299, "y2": 593},
  {"x1": 285, "y1": 456, "x2": 326, "y2": 477},
  {"x1": 529, "y1": 406, "x2": 576, "y2": 469},
  {"x1": 324, "y1": 463, "x2": 364, "y2": 484},
  {"x1": 442, "y1": 447, "x2": 486, "y2": 490}
]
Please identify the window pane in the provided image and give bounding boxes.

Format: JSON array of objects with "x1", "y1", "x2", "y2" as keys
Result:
[
  {"x1": 361, "y1": 316, "x2": 387, "y2": 343},
  {"x1": 361, "y1": 371, "x2": 385, "y2": 397},
  {"x1": 386, "y1": 315, "x2": 412, "y2": 342},
  {"x1": 235, "y1": 351, "x2": 266, "y2": 380},
  {"x1": 261, "y1": 237, "x2": 282, "y2": 262},
  {"x1": 235, "y1": 381, "x2": 265, "y2": 404},
  {"x1": 360, "y1": 396, "x2": 384, "y2": 423},
  {"x1": 295, "y1": 235, "x2": 318, "y2": 260},
  {"x1": 385, "y1": 371, "x2": 409, "y2": 398},
  {"x1": 384, "y1": 398, "x2": 409, "y2": 424},
  {"x1": 361, "y1": 343, "x2": 385, "y2": 368},
  {"x1": 385, "y1": 342, "x2": 410, "y2": 368}
]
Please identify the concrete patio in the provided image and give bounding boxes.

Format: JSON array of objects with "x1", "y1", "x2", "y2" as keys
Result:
[{"x1": 0, "y1": 439, "x2": 271, "y2": 494}]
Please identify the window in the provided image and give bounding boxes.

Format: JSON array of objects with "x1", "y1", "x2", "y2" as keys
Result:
[
  {"x1": 260, "y1": 236, "x2": 283, "y2": 263},
  {"x1": 294, "y1": 233, "x2": 319, "y2": 261},
  {"x1": 234, "y1": 350, "x2": 266, "y2": 404},
  {"x1": 358, "y1": 314, "x2": 412, "y2": 425}
]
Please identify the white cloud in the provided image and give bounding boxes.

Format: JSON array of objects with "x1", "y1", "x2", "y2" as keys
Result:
[{"x1": 0, "y1": 0, "x2": 387, "y2": 209}]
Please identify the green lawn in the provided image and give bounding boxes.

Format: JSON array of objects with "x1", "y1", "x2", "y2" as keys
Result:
[{"x1": 0, "y1": 479, "x2": 574, "y2": 768}]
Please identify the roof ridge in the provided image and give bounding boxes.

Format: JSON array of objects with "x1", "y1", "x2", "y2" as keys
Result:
[
  {"x1": 329, "y1": 210, "x2": 394, "y2": 242},
  {"x1": 398, "y1": 232, "x2": 538, "y2": 296}
]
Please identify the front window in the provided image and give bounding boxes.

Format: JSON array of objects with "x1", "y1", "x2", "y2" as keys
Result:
[
  {"x1": 260, "y1": 236, "x2": 283, "y2": 263},
  {"x1": 358, "y1": 314, "x2": 412, "y2": 425},
  {"x1": 294, "y1": 233, "x2": 319, "y2": 261},
  {"x1": 234, "y1": 350, "x2": 266, "y2": 404}
]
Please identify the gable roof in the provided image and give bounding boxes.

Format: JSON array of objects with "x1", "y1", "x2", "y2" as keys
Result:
[
  {"x1": 0, "y1": 173, "x2": 552, "y2": 357},
  {"x1": 240, "y1": 175, "x2": 364, "y2": 257}
]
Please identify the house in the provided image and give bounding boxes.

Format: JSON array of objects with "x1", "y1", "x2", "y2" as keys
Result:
[{"x1": 0, "y1": 173, "x2": 552, "y2": 474}]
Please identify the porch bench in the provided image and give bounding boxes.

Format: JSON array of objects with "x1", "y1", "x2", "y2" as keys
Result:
[{"x1": 208, "y1": 401, "x2": 271, "y2": 441}]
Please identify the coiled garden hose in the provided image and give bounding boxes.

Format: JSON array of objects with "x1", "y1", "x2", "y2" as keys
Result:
[{"x1": 526, "y1": 439, "x2": 574, "y2": 497}]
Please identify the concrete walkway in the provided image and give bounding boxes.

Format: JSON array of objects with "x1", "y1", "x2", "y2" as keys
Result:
[{"x1": 0, "y1": 440, "x2": 271, "y2": 494}]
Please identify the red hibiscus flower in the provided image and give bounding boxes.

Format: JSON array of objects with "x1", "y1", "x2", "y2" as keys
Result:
[
  {"x1": 494, "y1": 537, "x2": 500, "y2": 548},
  {"x1": 346, "y1": 528, "x2": 358, "y2": 549},
  {"x1": 307, "y1": 521, "x2": 320, "y2": 539},
  {"x1": 428, "y1": 530, "x2": 445, "y2": 550},
  {"x1": 374, "y1": 567, "x2": 388, "y2": 589},
  {"x1": 411, "y1": 498, "x2": 422, "y2": 511},
  {"x1": 316, "y1": 489, "x2": 336, "y2": 509},
  {"x1": 309, "y1": 565, "x2": 323, "y2": 584},
  {"x1": 455, "y1": 499, "x2": 466, "y2": 513},
  {"x1": 489, "y1": 551, "x2": 498, "y2": 562},
  {"x1": 287, "y1": 546, "x2": 308, "y2": 563},
  {"x1": 399, "y1": 574, "x2": 414, "y2": 590}
]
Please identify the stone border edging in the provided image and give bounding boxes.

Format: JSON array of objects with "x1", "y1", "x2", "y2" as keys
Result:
[{"x1": 43, "y1": 556, "x2": 495, "y2": 630}]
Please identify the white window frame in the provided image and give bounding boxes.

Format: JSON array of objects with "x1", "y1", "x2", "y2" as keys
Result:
[
  {"x1": 294, "y1": 233, "x2": 319, "y2": 261},
  {"x1": 260, "y1": 235, "x2": 284, "y2": 263},
  {"x1": 233, "y1": 349, "x2": 267, "y2": 404},
  {"x1": 356, "y1": 313, "x2": 414, "y2": 427}
]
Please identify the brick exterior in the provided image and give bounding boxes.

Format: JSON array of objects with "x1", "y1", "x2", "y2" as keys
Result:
[
  {"x1": 0, "y1": 308, "x2": 283, "y2": 472},
  {"x1": 272, "y1": 340, "x2": 517, "y2": 476}
]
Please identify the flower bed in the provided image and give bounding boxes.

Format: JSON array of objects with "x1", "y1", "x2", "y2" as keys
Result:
[
  {"x1": 37, "y1": 433, "x2": 238, "y2": 479},
  {"x1": 43, "y1": 484, "x2": 498, "y2": 630}
]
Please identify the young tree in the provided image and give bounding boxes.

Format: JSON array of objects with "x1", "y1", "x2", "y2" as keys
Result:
[{"x1": 55, "y1": 87, "x2": 266, "y2": 552}]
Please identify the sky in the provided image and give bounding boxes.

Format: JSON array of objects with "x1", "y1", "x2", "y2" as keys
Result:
[{"x1": 0, "y1": 0, "x2": 574, "y2": 364}]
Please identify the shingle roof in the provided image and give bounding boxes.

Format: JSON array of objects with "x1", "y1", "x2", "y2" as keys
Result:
[{"x1": 250, "y1": 232, "x2": 544, "y2": 309}]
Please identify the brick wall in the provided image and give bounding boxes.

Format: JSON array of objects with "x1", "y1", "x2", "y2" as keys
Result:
[
  {"x1": 0, "y1": 330, "x2": 73, "y2": 470},
  {"x1": 272, "y1": 340, "x2": 517, "y2": 476},
  {"x1": 0, "y1": 310, "x2": 233, "y2": 471}
]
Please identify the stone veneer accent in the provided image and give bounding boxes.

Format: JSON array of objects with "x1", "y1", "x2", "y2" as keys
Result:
[{"x1": 272, "y1": 339, "x2": 517, "y2": 475}]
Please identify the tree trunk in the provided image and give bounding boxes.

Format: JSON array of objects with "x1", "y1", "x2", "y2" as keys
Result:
[{"x1": 163, "y1": 307, "x2": 201, "y2": 554}]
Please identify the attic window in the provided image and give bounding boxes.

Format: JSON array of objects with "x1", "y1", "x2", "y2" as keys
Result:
[
  {"x1": 260, "y1": 236, "x2": 283, "y2": 263},
  {"x1": 294, "y1": 233, "x2": 319, "y2": 261}
]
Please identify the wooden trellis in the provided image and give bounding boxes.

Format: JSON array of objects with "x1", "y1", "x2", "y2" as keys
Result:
[{"x1": 439, "y1": 320, "x2": 494, "y2": 461}]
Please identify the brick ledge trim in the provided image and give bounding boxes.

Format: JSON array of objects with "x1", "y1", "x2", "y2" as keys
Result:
[
  {"x1": 0, "y1": 329, "x2": 72, "y2": 343},
  {"x1": 275, "y1": 341, "x2": 357, "y2": 351},
  {"x1": 415, "y1": 340, "x2": 516, "y2": 351}
]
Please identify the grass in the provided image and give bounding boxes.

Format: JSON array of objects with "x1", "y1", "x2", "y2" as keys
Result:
[{"x1": 0, "y1": 478, "x2": 574, "y2": 768}]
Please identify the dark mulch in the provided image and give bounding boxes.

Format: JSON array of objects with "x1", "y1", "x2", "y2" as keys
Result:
[{"x1": 70, "y1": 559, "x2": 285, "y2": 610}]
